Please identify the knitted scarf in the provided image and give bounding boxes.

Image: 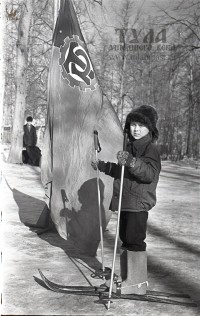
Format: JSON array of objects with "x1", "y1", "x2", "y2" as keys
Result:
[{"x1": 127, "y1": 133, "x2": 152, "y2": 158}]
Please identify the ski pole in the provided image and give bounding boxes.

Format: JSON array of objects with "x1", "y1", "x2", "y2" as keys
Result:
[
  {"x1": 107, "y1": 131, "x2": 128, "y2": 310},
  {"x1": 94, "y1": 130, "x2": 105, "y2": 277}
]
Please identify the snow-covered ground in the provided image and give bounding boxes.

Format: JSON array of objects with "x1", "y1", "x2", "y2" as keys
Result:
[{"x1": 1, "y1": 146, "x2": 200, "y2": 315}]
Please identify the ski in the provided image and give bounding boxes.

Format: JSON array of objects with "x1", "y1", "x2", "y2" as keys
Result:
[
  {"x1": 38, "y1": 268, "x2": 189, "y2": 297},
  {"x1": 38, "y1": 269, "x2": 197, "y2": 307}
]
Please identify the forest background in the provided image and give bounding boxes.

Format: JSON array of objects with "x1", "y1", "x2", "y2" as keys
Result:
[{"x1": 0, "y1": 0, "x2": 200, "y2": 163}]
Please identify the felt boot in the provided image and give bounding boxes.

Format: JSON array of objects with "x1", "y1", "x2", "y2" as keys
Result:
[{"x1": 120, "y1": 250, "x2": 148, "y2": 295}]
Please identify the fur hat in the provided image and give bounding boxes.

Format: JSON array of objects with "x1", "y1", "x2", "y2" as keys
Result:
[
  {"x1": 26, "y1": 116, "x2": 33, "y2": 122},
  {"x1": 124, "y1": 105, "x2": 159, "y2": 141}
]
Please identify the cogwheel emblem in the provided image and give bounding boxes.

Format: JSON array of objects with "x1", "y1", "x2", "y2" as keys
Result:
[{"x1": 59, "y1": 35, "x2": 97, "y2": 92}]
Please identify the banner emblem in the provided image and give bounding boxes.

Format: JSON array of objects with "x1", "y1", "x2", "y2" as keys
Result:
[{"x1": 59, "y1": 35, "x2": 96, "y2": 91}]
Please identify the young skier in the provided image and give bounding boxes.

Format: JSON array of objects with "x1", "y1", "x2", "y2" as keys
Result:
[{"x1": 92, "y1": 105, "x2": 161, "y2": 295}]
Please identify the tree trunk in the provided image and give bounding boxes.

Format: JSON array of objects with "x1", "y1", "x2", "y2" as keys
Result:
[
  {"x1": 0, "y1": 0, "x2": 6, "y2": 142},
  {"x1": 54, "y1": 0, "x2": 60, "y2": 28},
  {"x1": 186, "y1": 53, "x2": 194, "y2": 158},
  {"x1": 8, "y1": 0, "x2": 33, "y2": 163}
]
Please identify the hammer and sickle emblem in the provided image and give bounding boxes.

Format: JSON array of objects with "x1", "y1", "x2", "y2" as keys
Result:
[{"x1": 63, "y1": 42, "x2": 94, "y2": 86}]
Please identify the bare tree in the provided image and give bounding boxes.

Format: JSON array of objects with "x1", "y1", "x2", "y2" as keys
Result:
[
  {"x1": 8, "y1": 0, "x2": 34, "y2": 163},
  {"x1": 0, "y1": 0, "x2": 6, "y2": 142},
  {"x1": 185, "y1": 51, "x2": 195, "y2": 157}
]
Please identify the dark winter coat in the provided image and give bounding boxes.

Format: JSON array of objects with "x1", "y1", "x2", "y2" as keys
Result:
[
  {"x1": 23, "y1": 124, "x2": 37, "y2": 147},
  {"x1": 102, "y1": 134, "x2": 161, "y2": 212}
]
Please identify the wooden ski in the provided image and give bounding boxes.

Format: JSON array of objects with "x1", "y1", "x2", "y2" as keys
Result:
[{"x1": 38, "y1": 269, "x2": 197, "y2": 307}]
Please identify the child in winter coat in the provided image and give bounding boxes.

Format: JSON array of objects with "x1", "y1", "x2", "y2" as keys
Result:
[{"x1": 92, "y1": 105, "x2": 161, "y2": 295}]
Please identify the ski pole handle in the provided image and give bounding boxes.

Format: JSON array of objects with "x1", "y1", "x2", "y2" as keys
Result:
[
  {"x1": 94, "y1": 130, "x2": 101, "y2": 153},
  {"x1": 94, "y1": 130, "x2": 98, "y2": 151}
]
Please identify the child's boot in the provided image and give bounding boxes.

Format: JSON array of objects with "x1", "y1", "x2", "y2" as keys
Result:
[{"x1": 120, "y1": 250, "x2": 148, "y2": 295}]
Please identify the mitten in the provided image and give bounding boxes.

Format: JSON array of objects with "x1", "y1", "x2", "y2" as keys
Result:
[
  {"x1": 91, "y1": 160, "x2": 107, "y2": 172},
  {"x1": 125, "y1": 154, "x2": 137, "y2": 168},
  {"x1": 117, "y1": 151, "x2": 136, "y2": 168},
  {"x1": 117, "y1": 151, "x2": 129, "y2": 165}
]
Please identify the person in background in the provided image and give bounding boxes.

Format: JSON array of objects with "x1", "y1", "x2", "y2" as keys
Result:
[
  {"x1": 23, "y1": 116, "x2": 40, "y2": 166},
  {"x1": 92, "y1": 105, "x2": 161, "y2": 295}
]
